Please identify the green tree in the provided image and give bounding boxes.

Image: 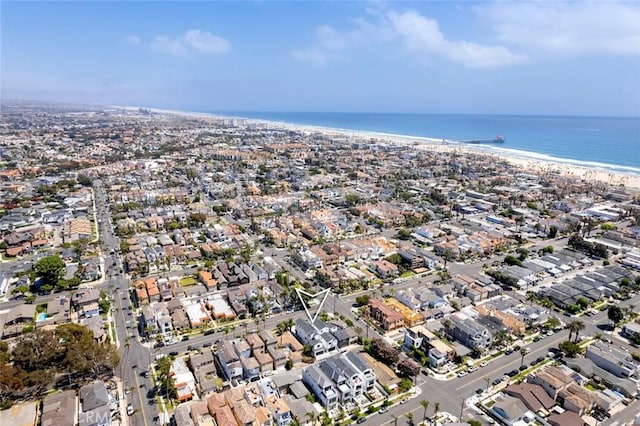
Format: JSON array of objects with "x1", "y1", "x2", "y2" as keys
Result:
[
  {"x1": 559, "y1": 340, "x2": 582, "y2": 357},
  {"x1": 11, "y1": 285, "x2": 30, "y2": 297},
  {"x1": 398, "y1": 378, "x2": 413, "y2": 392},
  {"x1": 608, "y1": 305, "x2": 625, "y2": 324},
  {"x1": 520, "y1": 347, "x2": 528, "y2": 367},
  {"x1": 567, "y1": 320, "x2": 585, "y2": 343},
  {"x1": 355, "y1": 294, "x2": 371, "y2": 306},
  {"x1": 545, "y1": 316, "x2": 561, "y2": 330},
  {"x1": 33, "y1": 255, "x2": 65, "y2": 287},
  {"x1": 77, "y1": 174, "x2": 92, "y2": 186},
  {"x1": 396, "y1": 228, "x2": 412, "y2": 240},
  {"x1": 11, "y1": 329, "x2": 63, "y2": 372},
  {"x1": 420, "y1": 400, "x2": 430, "y2": 421},
  {"x1": 493, "y1": 329, "x2": 512, "y2": 348},
  {"x1": 56, "y1": 323, "x2": 120, "y2": 378},
  {"x1": 319, "y1": 411, "x2": 331, "y2": 426},
  {"x1": 405, "y1": 412, "x2": 414, "y2": 426},
  {"x1": 504, "y1": 255, "x2": 523, "y2": 267},
  {"x1": 577, "y1": 297, "x2": 590, "y2": 310}
]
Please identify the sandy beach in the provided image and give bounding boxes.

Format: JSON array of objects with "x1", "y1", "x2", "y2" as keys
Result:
[
  {"x1": 280, "y1": 121, "x2": 640, "y2": 191},
  {"x1": 148, "y1": 107, "x2": 640, "y2": 191}
]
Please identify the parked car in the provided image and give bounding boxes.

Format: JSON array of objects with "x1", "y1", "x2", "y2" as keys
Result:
[
  {"x1": 379, "y1": 407, "x2": 388, "y2": 414},
  {"x1": 169, "y1": 351, "x2": 179, "y2": 356},
  {"x1": 400, "y1": 398, "x2": 409, "y2": 404},
  {"x1": 357, "y1": 417, "x2": 367, "y2": 424},
  {"x1": 127, "y1": 404, "x2": 134, "y2": 416},
  {"x1": 480, "y1": 361, "x2": 488, "y2": 367}
]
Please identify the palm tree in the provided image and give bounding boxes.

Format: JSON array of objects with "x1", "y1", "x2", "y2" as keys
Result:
[
  {"x1": 420, "y1": 400, "x2": 430, "y2": 421},
  {"x1": 286, "y1": 318, "x2": 295, "y2": 331},
  {"x1": 484, "y1": 376, "x2": 491, "y2": 391},
  {"x1": 520, "y1": 347, "x2": 528, "y2": 367},
  {"x1": 626, "y1": 304, "x2": 636, "y2": 319},
  {"x1": 433, "y1": 402, "x2": 440, "y2": 422},
  {"x1": 391, "y1": 415, "x2": 398, "y2": 426},
  {"x1": 319, "y1": 411, "x2": 331, "y2": 426},
  {"x1": 405, "y1": 412, "x2": 414, "y2": 426},
  {"x1": 567, "y1": 320, "x2": 585, "y2": 343},
  {"x1": 307, "y1": 411, "x2": 316, "y2": 425},
  {"x1": 493, "y1": 329, "x2": 511, "y2": 348}
]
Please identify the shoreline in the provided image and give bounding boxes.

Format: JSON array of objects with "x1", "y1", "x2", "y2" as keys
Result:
[{"x1": 121, "y1": 105, "x2": 640, "y2": 190}]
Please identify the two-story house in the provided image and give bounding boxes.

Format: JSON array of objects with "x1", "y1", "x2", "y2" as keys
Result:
[
  {"x1": 218, "y1": 340, "x2": 243, "y2": 382},
  {"x1": 265, "y1": 394, "x2": 292, "y2": 426},
  {"x1": 302, "y1": 364, "x2": 338, "y2": 410},
  {"x1": 585, "y1": 343, "x2": 640, "y2": 379},
  {"x1": 447, "y1": 314, "x2": 491, "y2": 351}
]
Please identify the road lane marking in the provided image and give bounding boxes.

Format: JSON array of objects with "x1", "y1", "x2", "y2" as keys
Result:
[{"x1": 134, "y1": 371, "x2": 149, "y2": 426}]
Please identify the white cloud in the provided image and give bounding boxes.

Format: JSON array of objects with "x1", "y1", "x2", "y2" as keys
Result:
[
  {"x1": 124, "y1": 35, "x2": 141, "y2": 45},
  {"x1": 387, "y1": 10, "x2": 525, "y2": 68},
  {"x1": 182, "y1": 29, "x2": 231, "y2": 54},
  {"x1": 291, "y1": 8, "x2": 523, "y2": 68},
  {"x1": 477, "y1": 1, "x2": 640, "y2": 57},
  {"x1": 291, "y1": 17, "x2": 394, "y2": 65},
  {"x1": 134, "y1": 29, "x2": 231, "y2": 57},
  {"x1": 292, "y1": 2, "x2": 640, "y2": 68},
  {"x1": 150, "y1": 35, "x2": 188, "y2": 56}
]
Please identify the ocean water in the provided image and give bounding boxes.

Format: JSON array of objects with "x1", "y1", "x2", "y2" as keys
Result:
[{"x1": 216, "y1": 111, "x2": 640, "y2": 174}]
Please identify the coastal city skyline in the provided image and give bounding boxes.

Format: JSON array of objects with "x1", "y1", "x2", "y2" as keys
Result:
[{"x1": 2, "y1": 1, "x2": 640, "y2": 117}]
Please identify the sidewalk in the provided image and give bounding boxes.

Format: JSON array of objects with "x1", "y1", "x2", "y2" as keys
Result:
[{"x1": 114, "y1": 376, "x2": 130, "y2": 426}]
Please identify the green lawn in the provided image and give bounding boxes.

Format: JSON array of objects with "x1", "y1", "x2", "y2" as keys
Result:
[
  {"x1": 400, "y1": 271, "x2": 415, "y2": 278},
  {"x1": 179, "y1": 277, "x2": 198, "y2": 286}
]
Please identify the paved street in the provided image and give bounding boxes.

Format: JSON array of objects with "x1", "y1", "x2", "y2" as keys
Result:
[{"x1": 94, "y1": 179, "x2": 159, "y2": 426}]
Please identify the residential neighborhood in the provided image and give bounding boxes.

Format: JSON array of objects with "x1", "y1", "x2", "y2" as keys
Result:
[{"x1": 1, "y1": 102, "x2": 640, "y2": 426}]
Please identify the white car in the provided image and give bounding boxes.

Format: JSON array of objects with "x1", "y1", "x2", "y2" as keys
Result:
[
  {"x1": 480, "y1": 361, "x2": 488, "y2": 367},
  {"x1": 379, "y1": 407, "x2": 389, "y2": 414},
  {"x1": 457, "y1": 371, "x2": 468, "y2": 378},
  {"x1": 127, "y1": 404, "x2": 134, "y2": 416},
  {"x1": 400, "y1": 398, "x2": 409, "y2": 404},
  {"x1": 468, "y1": 366, "x2": 478, "y2": 372}
]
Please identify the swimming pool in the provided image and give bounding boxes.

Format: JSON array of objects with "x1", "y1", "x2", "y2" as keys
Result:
[{"x1": 36, "y1": 312, "x2": 47, "y2": 321}]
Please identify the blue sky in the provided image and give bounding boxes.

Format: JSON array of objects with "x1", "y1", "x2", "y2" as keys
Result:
[{"x1": 2, "y1": 1, "x2": 640, "y2": 116}]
